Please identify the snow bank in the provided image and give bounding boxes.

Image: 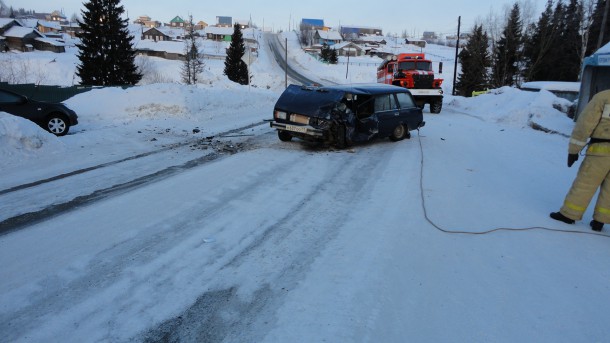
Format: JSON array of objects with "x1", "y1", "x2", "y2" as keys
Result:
[
  {"x1": 0, "y1": 112, "x2": 65, "y2": 158},
  {"x1": 446, "y1": 87, "x2": 574, "y2": 135}
]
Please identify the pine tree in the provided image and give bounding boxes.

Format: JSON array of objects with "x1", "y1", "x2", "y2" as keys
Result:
[
  {"x1": 523, "y1": 0, "x2": 558, "y2": 81},
  {"x1": 181, "y1": 15, "x2": 204, "y2": 85},
  {"x1": 561, "y1": 0, "x2": 584, "y2": 81},
  {"x1": 456, "y1": 25, "x2": 491, "y2": 97},
  {"x1": 223, "y1": 24, "x2": 249, "y2": 85},
  {"x1": 492, "y1": 3, "x2": 523, "y2": 87},
  {"x1": 76, "y1": 0, "x2": 141, "y2": 86},
  {"x1": 586, "y1": 0, "x2": 610, "y2": 55},
  {"x1": 329, "y1": 48, "x2": 338, "y2": 64},
  {"x1": 320, "y1": 43, "x2": 331, "y2": 63}
]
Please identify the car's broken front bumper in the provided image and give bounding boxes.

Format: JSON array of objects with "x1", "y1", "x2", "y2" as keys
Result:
[{"x1": 270, "y1": 121, "x2": 325, "y2": 138}]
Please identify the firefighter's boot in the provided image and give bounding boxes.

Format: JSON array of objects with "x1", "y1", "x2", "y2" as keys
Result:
[
  {"x1": 550, "y1": 212, "x2": 575, "y2": 224},
  {"x1": 590, "y1": 220, "x2": 604, "y2": 232}
]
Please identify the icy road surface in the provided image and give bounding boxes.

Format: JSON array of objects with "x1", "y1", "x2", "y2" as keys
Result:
[{"x1": 2, "y1": 110, "x2": 610, "y2": 342}]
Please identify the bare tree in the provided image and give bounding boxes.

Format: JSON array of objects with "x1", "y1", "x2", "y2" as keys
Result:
[
  {"x1": 181, "y1": 15, "x2": 204, "y2": 85},
  {"x1": 518, "y1": 0, "x2": 537, "y2": 30}
]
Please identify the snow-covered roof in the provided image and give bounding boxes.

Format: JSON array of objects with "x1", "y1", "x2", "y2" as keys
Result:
[
  {"x1": 332, "y1": 41, "x2": 363, "y2": 50},
  {"x1": 155, "y1": 26, "x2": 184, "y2": 38},
  {"x1": 17, "y1": 18, "x2": 39, "y2": 28},
  {"x1": 3, "y1": 26, "x2": 43, "y2": 38},
  {"x1": 205, "y1": 26, "x2": 233, "y2": 35},
  {"x1": 597, "y1": 41, "x2": 610, "y2": 55},
  {"x1": 38, "y1": 20, "x2": 62, "y2": 30},
  {"x1": 357, "y1": 35, "x2": 387, "y2": 43},
  {"x1": 35, "y1": 37, "x2": 66, "y2": 46},
  {"x1": 135, "y1": 39, "x2": 185, "y2": 54},
  {"x1": 0, "y1": 18, "x2": 18, "y2": 28},
  {"x1": 521, "y1": 81, "x2": 580, "y2": 93},
  {"x1": 316, "y1": 30, "x2": 342, "y2": 41}
]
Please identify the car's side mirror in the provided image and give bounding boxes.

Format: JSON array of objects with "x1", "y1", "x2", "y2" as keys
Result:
[{"x1": 19, "y1": 97, "x2": 27, "y2": 104}]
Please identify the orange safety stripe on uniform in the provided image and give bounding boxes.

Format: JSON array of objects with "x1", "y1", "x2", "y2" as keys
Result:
[
  {"x1": 565, "y1": 201, "x2": 586, "y2": 213},
  {"x1": 595, "y1": 206, "x2": 610, "y2": 215},
  {"x1": 587, "y1": 145, "x2": 610, "y2": 154}
]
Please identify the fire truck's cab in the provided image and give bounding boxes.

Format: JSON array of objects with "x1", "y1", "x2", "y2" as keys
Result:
[{"x1": 377, "y1": 53, "x2": 444, "y2": 113}]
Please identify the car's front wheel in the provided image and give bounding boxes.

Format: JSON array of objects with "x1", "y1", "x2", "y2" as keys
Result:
[
  {"x1": 278, "y1": 130, "x2": 292, "y2": 142},
  {"x1": 389, "y1": 124, "x2": 407, "y2": 141},
  {"x1": 46, "y1": 113, "x2": 70, "y2": 136}
]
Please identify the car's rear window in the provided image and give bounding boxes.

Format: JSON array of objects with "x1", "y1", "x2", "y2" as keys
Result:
[{"x1": 395, "y1": 92, "x2": 417, "y2": 109}]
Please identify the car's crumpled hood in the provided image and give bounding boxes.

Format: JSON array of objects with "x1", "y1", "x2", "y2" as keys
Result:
[{"x1": 274, "y1": 85, "x2": 345, "y2": 119}]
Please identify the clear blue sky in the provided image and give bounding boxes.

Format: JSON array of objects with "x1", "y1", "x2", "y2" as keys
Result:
[{"x1": 12, "y1": 0, "x2": 550, "y2": 36}]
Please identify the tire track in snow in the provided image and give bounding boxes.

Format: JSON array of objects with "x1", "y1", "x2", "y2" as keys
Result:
[{"x1": 140, "y1": 141, "x2": 405, "y2": 342}]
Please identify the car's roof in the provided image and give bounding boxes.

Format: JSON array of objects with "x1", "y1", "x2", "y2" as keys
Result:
[{"x1": 320, "y1": 83, "x2": 410, "y2": 95}]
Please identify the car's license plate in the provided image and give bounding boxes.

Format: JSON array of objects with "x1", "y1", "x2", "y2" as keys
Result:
[{"x1": 285, "y1": 124, "x2": 307, "y2": 133}]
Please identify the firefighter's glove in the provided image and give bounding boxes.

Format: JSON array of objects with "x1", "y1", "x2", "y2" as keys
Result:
[{"x1": 568, "y1": 154, "x2": 579, "y2": 167}]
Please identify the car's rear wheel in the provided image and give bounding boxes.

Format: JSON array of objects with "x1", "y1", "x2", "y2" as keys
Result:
[
  {"x1": 46, "y1": 113, "x2": 70, "y2": 136},
  {"x1": 278, "y1": 130, "x2": 292, "y2": 142},
  {"x1": 389, "y1": 124, "x2": 407, "y2": 141}
]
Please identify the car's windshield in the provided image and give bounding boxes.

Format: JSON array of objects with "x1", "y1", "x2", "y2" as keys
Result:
[
  {"x1": 274, "y1": 85, "x2": 344, "y2": 117},
  {"x1": 398, "y1": 61, "x2": 431, "y2": 71}
]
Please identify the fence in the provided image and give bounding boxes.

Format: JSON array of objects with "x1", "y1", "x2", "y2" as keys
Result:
[{"x1": 0, "y1": 82, "x2": 99, "y2": 103}]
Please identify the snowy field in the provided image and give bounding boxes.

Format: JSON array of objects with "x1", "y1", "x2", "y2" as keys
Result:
[{"x1": 2, "y1": 31, "x2": 609, "y2": 342}]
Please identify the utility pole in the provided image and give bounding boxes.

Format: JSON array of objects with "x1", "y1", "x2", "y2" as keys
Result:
[
  {"x1": 285, "y1": 37, "x2": 288, "y2": 89},
  {"x1": 346, "y1": 49, "x2": 350, "y2": 79},
  {"x1": 597, "y1": 0, "x2": 610, "y2": 50},
  {"x1": 452, "y1": 16, "x2": 461, "y2": 96}
]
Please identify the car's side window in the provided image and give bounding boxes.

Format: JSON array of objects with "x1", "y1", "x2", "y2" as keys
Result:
[
  {"x1": 395, "y1": 92, "x2": 416, "y2": 109},
  {"x1": 0, "y1": 91, "x2": 23, "y2": 104},
  {"x1": 374, "y1": 94, "x2": 398, "y2": 112}
]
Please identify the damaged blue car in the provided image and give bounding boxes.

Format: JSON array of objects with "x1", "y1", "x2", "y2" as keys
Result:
[{"x1": 270, "y1": 83, "x2": 425, "y2": 148}]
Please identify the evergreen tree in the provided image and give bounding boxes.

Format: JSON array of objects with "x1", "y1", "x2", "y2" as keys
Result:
[
  {"x1": 224, "y1": 24, "x2": 249, "y2": 85},
  {"x1": 329, "y1": 48, "x2": 338, "y2": 64},
  {"x1": 456, "y1": 25, "x2": 491, "y2": 97},
  {"x1": 320, "y1": 43, "x2": 331, "y2": 63},
  {"x1": 586, "y1": 0, "x2": 610, "y2": 55},
  {"x1": 492, "y1": 3, "x2": 523, "y2": 87},
  {"x1": 523, "y1": 0, "x2": 558, "y2": 81},
  {"x1": 76, "y1": 0, "x2": 141, "y2": 86},
  {"x1": 181, "y1": 15, "x2": 204, "y2": 85},
  {"x1": 561, "y1": 0, "x2": 584, "y2": 81}
]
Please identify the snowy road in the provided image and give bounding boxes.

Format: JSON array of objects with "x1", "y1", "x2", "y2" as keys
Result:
[
  {"x1": 2, "y1": 108, "x2": 610, "y2": 342},
  {"x1": 0, "y1": 126, "x2": 424, "y2": 342}
]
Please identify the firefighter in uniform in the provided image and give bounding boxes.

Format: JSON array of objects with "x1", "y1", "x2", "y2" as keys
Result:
[{"x1": 551, "y1": 90, "x2": 610, "y2": 232}]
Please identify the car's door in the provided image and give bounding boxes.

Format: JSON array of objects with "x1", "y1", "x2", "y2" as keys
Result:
[
  {"x1": 353, "y1": 95, "x2": 379, "y2": 139},
  {"x1": 0, "y1": 90, "x2": 28, "y2": 118},
  {"x1": 394, "y1": 92, "x2": 423, "y2": 129},
  {"x1": 374, "y1": 93, "x2": 400, "y2": 136}
]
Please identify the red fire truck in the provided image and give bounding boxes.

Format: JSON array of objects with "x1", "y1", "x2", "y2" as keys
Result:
[{"x1": 377, "y1": 53, "x2": 444, "y2": 113}]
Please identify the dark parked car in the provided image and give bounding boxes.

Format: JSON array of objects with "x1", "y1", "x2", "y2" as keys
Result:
[
  {"x1": 0, "y1": 88, "x2": 78, "y2": 136},
  {"x1": 270, "y1": 83, "x2": 425, "y2": 148}
]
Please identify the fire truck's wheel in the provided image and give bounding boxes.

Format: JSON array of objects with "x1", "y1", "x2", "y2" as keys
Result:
[
  {"x1": 278, "y1": 130, "x2": 293, "y2": 142},
  {"x1": 430, "y1": 100, "x2": 443, "y2": 114},
  {"x1": 389, "y1": 124, "x2": 407, "y2": 141}
]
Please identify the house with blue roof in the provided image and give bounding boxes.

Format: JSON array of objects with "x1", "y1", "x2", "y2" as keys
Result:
[{"x1": 300, "y1": 18, "x2": 325, "y2": 31}]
